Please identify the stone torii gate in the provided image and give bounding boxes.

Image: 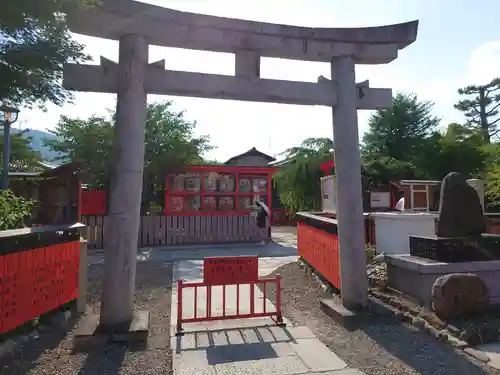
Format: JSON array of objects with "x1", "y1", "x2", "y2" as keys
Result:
[{"x1": 65, "y1": 0, "x2": 418, "y2": 338}]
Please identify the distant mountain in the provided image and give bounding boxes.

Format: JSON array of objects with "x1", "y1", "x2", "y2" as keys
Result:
[{"x1": 14, "y1": 129, "x2": 66, "y2": 163}]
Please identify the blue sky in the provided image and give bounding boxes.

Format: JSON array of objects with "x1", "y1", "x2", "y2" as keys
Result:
[{"x1": 20, "y1": 0, "x2": 500, "y2": 161}]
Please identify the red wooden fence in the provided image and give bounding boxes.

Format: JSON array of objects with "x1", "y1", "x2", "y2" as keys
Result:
[
  {"x1": 0, "y1": 239, "x2": 80, "y2": 334},
  {"x1": 297, "y1": 221, "x2": 340, "y2": 289}
]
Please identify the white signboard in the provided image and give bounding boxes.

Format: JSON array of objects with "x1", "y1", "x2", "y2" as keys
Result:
[
  {"x1": 370, "y1": 192, "x2": 391, "y2": 208},
  {"x1": 321, "y1": 175, "x2": 337, "y2": 213}
]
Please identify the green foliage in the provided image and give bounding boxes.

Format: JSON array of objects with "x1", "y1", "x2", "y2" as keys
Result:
[
  {"x1": 273, "y1": 137, "x2": 333, "y2": 213},
  {"x1": 45, "y1": 115, "x2": 113, "y2": 185},
  {"x1": 362, "y1": 92, "x2": 440, "y2": 162},
  {"x1": 0, "y1": 190, "x2": 34, "y2": 230},
  {"x1": 365, "y1": 245, "x2": 376, "y2": 263},
  {"x1": 362, "y1": 156, "x2": 419, "y2": 188},
  {"x1": 482, "y1": 143, "x2": 500, "y2": 207},
  {"x1": 45, "y1": 101, "x2": 214, "y2": 208},
  {"x1": 454, "y1": 78, "x2": 500, "y2": 143},
  {"x1": 361, "y1": 93, "x2": 441, "y2": 186},
  {"x1": 361, "y1": 93, "x2": 486, "y2": 187},
  {"x1": 0, "y1": 0, "x2": 96, "y2": 108},
  {"x1": 0, "y1": 130, "x2": 43, "y2": 171},
  {"x1": 421, "y1": 124, "x2": 486, "y2": 180}
]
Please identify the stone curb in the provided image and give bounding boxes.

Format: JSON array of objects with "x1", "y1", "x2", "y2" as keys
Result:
[
  {"x1": 0, "y1": 308, "x2": 76, "y2": 362},
  {"x1": 464, "y1": 347, "x2": 490, "y2": 363}
]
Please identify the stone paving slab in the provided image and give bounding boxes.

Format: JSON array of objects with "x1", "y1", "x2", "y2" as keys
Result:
[
  {"x1": 170, "y1": 254, "x2": 366, "y2": 375},
  {"x1": 474, "y1": 342, "x2": 500, "y2": 369},
  {"x1": 174, "y1": 331, "x2": 348, "y2": 375}
]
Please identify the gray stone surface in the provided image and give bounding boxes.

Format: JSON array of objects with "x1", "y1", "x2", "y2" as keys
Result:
[
  {"x1": 431, "y1": 273, "x2": 489, "y2": 319},
  {"x1": 386, "y1": 255, "x2": 500, "y2": 308},
  {"x1": 437, "y1": 172, "x2": 486, "y2": 237},
  {"x1": 475, "y1": 342, "x2": 500, "y2": 368},
  {"x1": 66, "y1": 0, "x2": 418, "y2": 64}
]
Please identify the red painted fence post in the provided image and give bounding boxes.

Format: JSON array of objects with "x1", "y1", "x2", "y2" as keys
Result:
[{"x1": 275, "y1": 274, "x2": 284, "y2": 325}]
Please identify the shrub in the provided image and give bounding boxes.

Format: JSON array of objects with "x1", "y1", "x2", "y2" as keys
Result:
[{"x1": 0, "y1": 190, "x2": 34, "y2": 230}]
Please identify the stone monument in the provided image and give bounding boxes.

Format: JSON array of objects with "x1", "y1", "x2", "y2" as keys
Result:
[
  {"x1": 64, "y1": 0, "x2": 419, "y2": 339},
  {"x1": 436, "y1": 172, "x2": 486, "y2": 237}
]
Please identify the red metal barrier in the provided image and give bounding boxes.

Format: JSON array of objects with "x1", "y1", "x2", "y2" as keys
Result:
[
  {"x1": 297, "y1": 222, "x2": 340, "y2": 289},
  {"x1": 0, "y1": 241, "x2": 80, "y2": 334},
  {"x1": 176, "y1": 277, "x2": 283, "y2": 334},
  {"x1": 176, "y1": 256, "x2": 284, "y2": 334}
]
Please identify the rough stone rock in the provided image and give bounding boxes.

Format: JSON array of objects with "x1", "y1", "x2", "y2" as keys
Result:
[
  {"x1": 436, "y1": 172, "x2": 485, "y2": 237},
  {"x1": 431, "y1": 273, "x2": 489, "y2": 320}
]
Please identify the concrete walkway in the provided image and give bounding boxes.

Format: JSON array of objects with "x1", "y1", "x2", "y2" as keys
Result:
[{"x1": 169, "y1": 245, "x2": 366, "y2": 375}]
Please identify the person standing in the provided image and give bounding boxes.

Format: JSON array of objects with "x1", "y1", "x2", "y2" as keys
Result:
[{"x1": 255, "y1": 200, "x2": 269, "y2": 245}]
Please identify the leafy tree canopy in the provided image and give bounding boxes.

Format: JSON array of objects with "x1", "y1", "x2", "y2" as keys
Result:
[
  {"x1": 45, "y1": 101, "x2": 214, "y2": 193},
  {"x1": 362, "y1": 92, "x2": 440, "y2": 162},
  {"x1": 0, "y1": 190, "x2": 34, "y2": 230},
  {"x1": 1, "y1": 0, "x2": 96, "y2": 108},
  {"x1": 0, "y1": 130, "x2": 43, "y2": 171},
  {"x1": 273, "y1": 137, "x2": 333, "y2": 213}
]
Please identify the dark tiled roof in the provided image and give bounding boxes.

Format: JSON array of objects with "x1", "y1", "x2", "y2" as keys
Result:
[{"x1": 224, "y1": 147, "x2": 276, "y2": 164}]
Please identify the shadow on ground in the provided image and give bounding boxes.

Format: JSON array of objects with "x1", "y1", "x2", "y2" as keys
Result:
[
  {"x1": 148, "y1": 241, "x2": 297, "y2": 264},
  {"x1": 0, "y1": 308, "x2": 82, "y2": 375}
]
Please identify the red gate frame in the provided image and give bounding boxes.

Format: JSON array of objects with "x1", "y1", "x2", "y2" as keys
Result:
[{"x1": 176, "y1": 275, "x2": 284, "y2": 335}]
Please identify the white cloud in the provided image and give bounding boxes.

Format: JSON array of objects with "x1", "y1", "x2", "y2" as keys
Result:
[{"x1": 465, "y1": 41, "x2": 500, "y2": 86}]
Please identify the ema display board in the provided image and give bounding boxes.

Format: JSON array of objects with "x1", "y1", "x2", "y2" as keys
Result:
[{"x1": 203, "y1": 256, "x2": 259, "y2": 285}]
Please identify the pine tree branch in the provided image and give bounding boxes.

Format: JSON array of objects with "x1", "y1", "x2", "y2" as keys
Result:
[
  {"x1": 486, "y1": 102, "x2": 500, "y2": 116},
  {"x1": 489, "y1": 117, "x2": 500, "y2": 126}
]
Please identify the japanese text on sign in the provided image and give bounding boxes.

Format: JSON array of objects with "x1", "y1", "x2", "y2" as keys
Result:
[{"x1": 203, "y1": 256, "x2": 258, "y2": 285}]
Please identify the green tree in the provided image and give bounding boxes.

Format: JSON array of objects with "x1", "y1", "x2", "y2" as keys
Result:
[
  {"x1": 421, "y1": 123, "x2": 486, "y2": 180},
  {"x1": 362, "y1": 92, "x2": 440, "y2": 162},
  {"x1": 1, "y1": 0, "x2": 95, "y2": 108},
  {"x1": 46, "y1": 101, "x2": 214, "y2": 210},
  {"x1": 0, "y1": 130, "x2": 43, "y2": 171},
  {"x1": 45, "y1": 115, "x2": 113, "y2": 185},
  {"x1": 0, "y1": 190, "x2": 34, "y2": 230},
  {"x1": 454, "y1": 78, "x2": 500, "y2": 143},
  {"x1": 361, "y1": 92, "x2": 440, "y2": 184},
  {"x1": 482, "y1": 143, "x2": 500, "y2": 207},
  {"x1": 273, "y1": 137, "x2": 333, "y2": 213}
]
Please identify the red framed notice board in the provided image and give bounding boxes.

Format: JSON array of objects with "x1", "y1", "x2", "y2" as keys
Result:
[{"x1": 203, "y1": 256, "x2": 259, "y2": 285}]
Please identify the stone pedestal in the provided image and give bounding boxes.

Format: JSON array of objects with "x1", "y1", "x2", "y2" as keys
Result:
[
  {"x1": 386, "y1": 255, "x2": 500, "y2": 308},
  {"x1": 73, "y1": 311, "x2": 150, "y2": 352}
]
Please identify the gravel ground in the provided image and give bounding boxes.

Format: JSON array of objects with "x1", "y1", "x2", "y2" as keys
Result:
[
  {"x1": 261, "y1": 261, "x2": 500, "y2": 375},
  {"x1": 0, "y1": 261, "x2": 173, "y2": 375}
]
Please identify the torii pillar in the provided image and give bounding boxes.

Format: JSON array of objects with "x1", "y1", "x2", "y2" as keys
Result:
[
  {"x1": 330, "y1": 57, "x2": 368, "y2": 309},
  {"x1": 99, "y1": 34, "x2": 149, "y2": 330}
]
